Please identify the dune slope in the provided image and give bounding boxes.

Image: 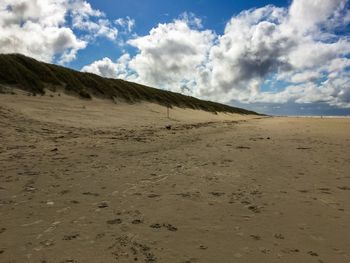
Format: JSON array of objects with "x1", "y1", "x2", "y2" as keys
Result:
[{"x1": 0, "y1": 53, "x2": 258, "y2": 115}]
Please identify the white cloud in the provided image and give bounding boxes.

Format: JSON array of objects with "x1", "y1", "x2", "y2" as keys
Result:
[
  {"x1": 288, "y1": 40, "x2": 350, "y2": 69},
  {"x1": 115, "y1": 16, "x2": 135, "y2": 33},
  {"x1": 83, "y1": 14, "x2": 216, "y2": 93},
  {"x1": 0, "y1": 0, "x2": 120, "y2": 63},
  {"x1": 70, "y1": 0, "x2": 119, "y2": 41},
  {"x1": 126, "y1": 14, "x2": 215, "y2": 92},
  {"x1": 2, "y1": 0, "x2": 348, "y2": 110},
  {"x1": 196, "y1": 1, "x2": 350, "y2": 108},
  {"x1": 257, "y1": 74, "x2": 350, "y2": 108},
  {"x1": 288, "y1": 0, "x2": 345, "y2": 31},
  {"x1": 196, "y1": 5, "x2": 292, "y2": 102},
  {"x1": 178, "y1": 12, "x2": 203, "y2": 28},
  {"x1": 290, "y1": 71, "x2": 321, "y2": 83},
  {"x1": 2, "y1": 0, "x2": 349, "y2": 110},
  {"x1": 81, "y1": 54, "x2": 130, "y2": 79},
  {"x1": 81, "y1": 1, "x2": 350, "y2": 109}
]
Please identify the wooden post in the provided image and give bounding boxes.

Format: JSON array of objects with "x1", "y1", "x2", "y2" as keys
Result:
[{"x1": 167, "y1": 106, "x2": 170, "y2": 119}]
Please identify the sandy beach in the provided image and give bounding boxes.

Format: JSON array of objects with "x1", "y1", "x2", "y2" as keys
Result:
[{"x1": 0, "y1": 94, "x2": 349, "y2": 263}]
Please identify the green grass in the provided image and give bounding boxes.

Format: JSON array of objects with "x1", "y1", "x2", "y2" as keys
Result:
[{"x1": 0, "y1": 53, "x2": 258, "y2": 115}]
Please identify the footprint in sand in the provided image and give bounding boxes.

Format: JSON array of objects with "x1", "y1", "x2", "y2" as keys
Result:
[
  {"x1": 274, "y1": 233, "x2": 285, "y2": 239},
  {"x1": 131, "y1": 219, "x2": 143, "y2": 224},
  {"x1": 163, "y1": 224, "x2": 178, "y2": 231},
  {"x1": 150, "y1": 223, "x2": 177, "y2": 231},
  {"x1": 82, "y1": 192, "x2": 100, "y2": 197},
  {"x1": 60, "y1": 190, "x2": 70, "y2": 195},
  {"x1": 248, "y1": 205, "x2": 262, "y2": 213},
  {"x1": 107, "y1": 218, "x2": 122, "y2": 225},
  {"x1": 150, "y1": 223, "x2": 162, "y2": 229},
  {"x1": 63, "y1": 234, "x2": 80, "y2": 240},
  {"x1": 260, "y1": 247, "x2": 271, "y2": 254},
  {"x1": 147, "y1": 193, "x2": 161, "y2": 198},
  {"x1": 236, "y1": 146, "x2": 251, "y2": 149},
  {"x1": 307, "y1": 251, "x2": 319, "y2": 257},
  {"x1": 250, "y1": 234, "x2": 261, "y2": 240},
  {"x1": 97, "y1": 202, "x2": 109, "y2": 208},
  {"x1": 209, "y1": 192, "x2": 225, "y2": 197},
  {"x1": 281, "y1": 248, "x2": 300, "y2": 254}
]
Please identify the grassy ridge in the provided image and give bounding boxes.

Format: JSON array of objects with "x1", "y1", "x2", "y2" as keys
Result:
[{"x1": 0, "y1": 53, "x2": 258, "y2": 115}]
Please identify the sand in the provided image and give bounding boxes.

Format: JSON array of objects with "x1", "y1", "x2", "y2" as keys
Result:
[{"x1": 0, "y1": 93, "x2": 349, "y2": 263}]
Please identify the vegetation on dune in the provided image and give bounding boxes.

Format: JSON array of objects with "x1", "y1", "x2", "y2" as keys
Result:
[{"x1": 0, "y1": 53, "x2": 258, "y2": 115}]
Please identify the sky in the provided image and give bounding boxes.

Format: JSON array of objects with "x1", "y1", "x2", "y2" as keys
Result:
[{"x1": 1, "y1": 0, "x2": 350, "y2": 115}]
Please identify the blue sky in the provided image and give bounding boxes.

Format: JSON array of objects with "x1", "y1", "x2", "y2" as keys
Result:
[
  {"x1": 1, "y1": 0, "x2": 349, "y2": 115},
  {"x1": 70, "y1": 0, "x2": 291, "y2": 70},
  {"x1": 90, "y1": 0, "x2": 289, "y2": 33}
]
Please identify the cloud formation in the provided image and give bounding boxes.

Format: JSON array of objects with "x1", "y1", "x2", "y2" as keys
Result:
[
  {"x1": 115, "y1": 16, "x2": 135, "y2": 33},
  {"x1": 2, "y1": 0, "x2": 348, "y2": 110},
  {"x1": 83, "y1": 13, "x2": 215, "y2": 93},
  {"x1": 197, "y1": 0, "x2": 350, "y2": 108},
  {"x1": 0, "y1": 0, "x2": 130, "y2": 63},
  {"x1": 81, "y1": 54, "x2": 130, "y2": 79},
  {"x1": 83, "y1": 1, "x2": 350, "y2": 109},
  {"x1": 127, "y1": 15, "x2": 215, "y2": 91}
]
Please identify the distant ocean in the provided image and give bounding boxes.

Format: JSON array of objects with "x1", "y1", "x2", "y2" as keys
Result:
[{"x1": 283, "y1": 115, "x2": 350, "y2": 118}]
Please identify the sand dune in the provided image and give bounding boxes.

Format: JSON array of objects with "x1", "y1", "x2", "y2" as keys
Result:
[
  {"x1": 0, "y1": 94, "x2": 349, "y2": 262},
  {"x1": 0, "y1": 92, "x2": 258, "y2": 129}
]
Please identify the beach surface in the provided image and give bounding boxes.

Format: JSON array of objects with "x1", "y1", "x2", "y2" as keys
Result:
[{"x1": 0, "y1": 94, "x2": 349, "y2": 263}]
